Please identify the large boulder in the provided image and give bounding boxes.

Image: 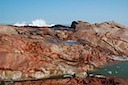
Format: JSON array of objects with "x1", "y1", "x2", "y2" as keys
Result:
[{"x1": 71, "y1": 21, "x2": 91, "y2": 30}]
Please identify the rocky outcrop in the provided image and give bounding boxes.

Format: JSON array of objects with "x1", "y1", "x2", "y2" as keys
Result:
[
  {"x1": 71, "y1": 21, "x2": 128, "y2": 56},
  {"x1": 0, "y1": 34, "x2": 112, "y2": 81},
  {"x1": 71, "y1": 21, "x2": 91, "y2": 30},
  {"x1": 0, "y1": 21, "x2": 128, "y2": 84}
]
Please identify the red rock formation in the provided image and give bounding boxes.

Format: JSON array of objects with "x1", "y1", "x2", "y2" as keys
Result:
[
  {"x1": 0, "y1": 34, "x2": 112, "y2": 80},
  {"x1": 0, "y1": 21, "x2": 128, "y2": 84},
  {"x1": 71, "y1": 21, "x2": 128, "y2": 56}
]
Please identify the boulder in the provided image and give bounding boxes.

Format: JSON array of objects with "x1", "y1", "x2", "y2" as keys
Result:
[{"x1": 71, "y1": 21, "x2": 91, "y2": 30}]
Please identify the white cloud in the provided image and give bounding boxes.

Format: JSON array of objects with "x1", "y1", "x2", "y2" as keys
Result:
[{"x1": 14, "y1": 19, "x2": 54, "y2": 27}]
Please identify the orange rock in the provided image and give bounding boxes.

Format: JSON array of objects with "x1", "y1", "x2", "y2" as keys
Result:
[{"x1": 0, "y1": 21, "x2": 128, "y2": 84}]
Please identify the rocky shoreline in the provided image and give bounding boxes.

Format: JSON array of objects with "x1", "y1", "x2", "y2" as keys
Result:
[
  {"x1": 0, "y1": 77, "x2": 127, "y2": 85},
  {"x1": 0, "y1": 21, "x2": 128, "y2": 85}
]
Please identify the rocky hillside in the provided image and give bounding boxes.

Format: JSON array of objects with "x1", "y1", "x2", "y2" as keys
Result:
[{"x1": 0, "y1": 21, "x2": 128, "y2": 85}]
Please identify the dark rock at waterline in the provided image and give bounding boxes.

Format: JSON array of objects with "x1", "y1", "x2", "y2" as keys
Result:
[
  {"x1": 51, "y1": 24, "x2": 70, "y2": 31},
  {"x1": 7, "y1": 77, "x2": 128, "y2": 85}
]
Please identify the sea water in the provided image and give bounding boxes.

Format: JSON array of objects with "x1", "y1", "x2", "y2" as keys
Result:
[{"x1": 89, "y1": 61, "x2": 128, "y2": 79}]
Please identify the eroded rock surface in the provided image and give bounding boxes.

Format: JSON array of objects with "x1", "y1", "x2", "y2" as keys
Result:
[
  {"x1": 0, "y1": 34, "x2": 112, "y2": 81},
  {"x1": 0, "y1": 21, "x2": 128, "y2": 84},
  {"x1": 71, "y1": 21, "x2": 128, "y2": 56}
]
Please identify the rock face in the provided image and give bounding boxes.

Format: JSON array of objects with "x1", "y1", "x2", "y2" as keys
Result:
[
  {"x1": 0, "y1": 21, "x2": 128, "y2": 84},
  {"x1": 71, "y1": 21, "x2": 91, "y2": 30},
  {"x1": 71, "y1": 21, "x2": 128, "y2": 56},
  {"x1": 0, "y1": 33, "x2": 112, "y2": 80}
]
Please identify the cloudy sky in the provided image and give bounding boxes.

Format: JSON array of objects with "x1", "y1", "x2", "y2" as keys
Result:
[{"x1": 0, "y1": 0, "x2": 128, "y2": 26}]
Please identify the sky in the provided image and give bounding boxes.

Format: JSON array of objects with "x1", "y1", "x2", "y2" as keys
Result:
[{"x1": 0, "y1": 0, "x2": 128, "y2": 26}]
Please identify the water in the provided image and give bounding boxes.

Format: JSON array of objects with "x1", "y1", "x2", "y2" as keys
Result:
[
  {"x1": 89, "y1": 61, "x2": 128, "y2": 79},
  {"x1": 55, "y1": 40, "x2": 77, "y2": 45}
]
